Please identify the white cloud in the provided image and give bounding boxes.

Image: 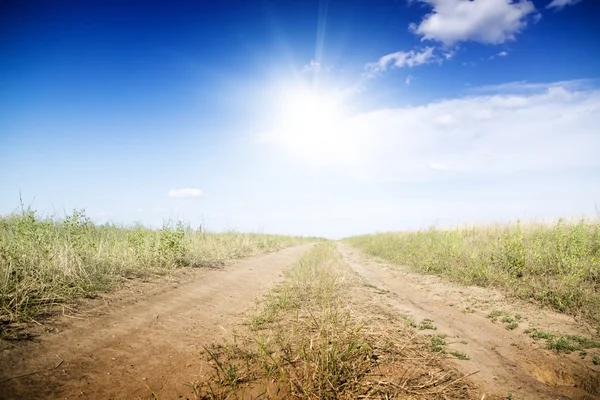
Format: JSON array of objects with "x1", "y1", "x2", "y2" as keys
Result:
[
  {"x1": 410, "y1": 0, "x2": 537, "y2": 45},
  {"x1": 366, "y1": 47, "x2": 437, "y2": 76},
  {"x1": 489, "y1": 50, "x2": 509, "y2": 60},
  {"x1": 405, "y1": 75, "x2": 413, "y2": 85},
  {"x1": 471, "y1": 79, "x2": 589, "y2": 94},
  {"x1": 302, "y1": 60, "x2": 321, "y2": 73},
  {"x1": 547, "y1": 0, "x2": 583, "y2": 10},
  {"x1": 443, "y1": 49, "x2": 456, "y2": 60},
  {"x1": 334, "y1": 82, "x2": 600, "y2": 181},
  {"x1": 168, "y1": 188, "x2": 203, "y2": 198},
  {"x1": 428, "y1": 162, "x2": 449, "y2": 171}
]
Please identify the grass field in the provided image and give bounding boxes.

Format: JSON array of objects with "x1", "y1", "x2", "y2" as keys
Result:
[
  {"x1": 344, "y1": 219, "x2": 600, "y2": 326},
  {"x1": 0, "y1": 208, "x2": 314, "y2": 326}
]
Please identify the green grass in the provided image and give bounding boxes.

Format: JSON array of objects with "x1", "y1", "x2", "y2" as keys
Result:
[
  {"x1": 525, "y1": 328, "x2": 600, "y2": 357},
  {"x1": 428, "y1": 334, "x2": 447, "y2": 353},
  {"x1": 449, "y1": 350, "x2": 470, "y2": 360},
  {"x1": 505, "y1": 321, "x2": 519, "y2": 330},
  {"x1": 0, "y1": 207, "x2": 316, "y2": 326},
  {"x1": 344, "y1": 219, "x2": 600, "y2": 326},
  {"x1": 418, "y1": 318, "x2": 437, "y2": 330},
  {"x1": 487, "y1": 310, "x2": 522, "y2": 330}
]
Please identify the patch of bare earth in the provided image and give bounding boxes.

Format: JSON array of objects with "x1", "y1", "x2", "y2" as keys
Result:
[
  {"x1": 338, "y1": 243, "x2": 600, "y2": 400},
  {"x1": 0, "y1": 244, "x2": 314, "y2": 400}
]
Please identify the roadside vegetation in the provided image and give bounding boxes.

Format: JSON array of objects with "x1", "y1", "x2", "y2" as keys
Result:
[
  {"x1": 0, "y1": 207, "x2": 314, "y2": 327},
  {"x1": 344, "y1": 219, "x2": 600, "y2": 326},
  {"x1": 193, "y1": 243, "x2": 476, "y2": 399}
]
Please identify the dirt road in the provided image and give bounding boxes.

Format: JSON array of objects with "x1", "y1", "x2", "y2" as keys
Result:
[
  {"x1": 338, "y1": 243, "x2": 600, "y2": 400},
  {"x1": 0, "y1": 244, "x2": 313, "y2": 400}
]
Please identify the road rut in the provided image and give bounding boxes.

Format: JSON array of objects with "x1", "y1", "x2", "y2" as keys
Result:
[
  {"x1": 339, "y1": 243, "x2": 600, "y2": 400},
  {"x1": 0, "y1": 244, "x2": 313, "y2": 400}
]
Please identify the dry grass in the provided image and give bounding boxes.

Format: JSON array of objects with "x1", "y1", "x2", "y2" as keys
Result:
[
  {"x1": 192, "y1": 243, "x2": 477, "y2": 399},
  {"x1": 344, "y1": 219, "x2": 600, "y2": 326},
  {"x1": 0, "y1": 207, "x2": 315, "y2": 328}
]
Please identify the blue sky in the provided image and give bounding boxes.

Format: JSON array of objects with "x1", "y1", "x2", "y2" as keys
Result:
[{"x1": 1, "y1": 0, "x2": 599, "y2": 238}]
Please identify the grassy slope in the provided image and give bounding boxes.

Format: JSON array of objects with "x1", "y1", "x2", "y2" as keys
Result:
[
  {"x1": 0, "y1": 209, "x2": 315, "y2": 324},
  {"x1": 344, "y1": 220, "x2": 600, "y2": 326}
]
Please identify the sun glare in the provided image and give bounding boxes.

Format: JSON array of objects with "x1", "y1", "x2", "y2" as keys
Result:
[{"x1": 271, "y1": 85, "x2": 350, "y2": 164}]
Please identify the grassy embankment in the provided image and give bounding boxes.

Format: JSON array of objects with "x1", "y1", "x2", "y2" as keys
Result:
[
  {"x1": 194, "y1": 243, "x2": 474, "y2": 399},
  {"x1": 0, "y1": 208, "x2": 314, "y2": 327},
  {"x1": 344, "y1": 220, "x2": 600, "y2": 326}
]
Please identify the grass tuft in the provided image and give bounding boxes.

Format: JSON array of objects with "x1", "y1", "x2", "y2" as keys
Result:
[{"x1": 526, "y1": 328, "x2": 600, "y2": 358}]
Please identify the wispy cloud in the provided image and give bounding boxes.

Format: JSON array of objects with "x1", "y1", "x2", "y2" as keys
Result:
[
  {"x1": 471, "y1": 79, "x2": 590, "y2": 94},
  {"x1": 337, "y1": 81, "x2": 600, "y2": 181},
  {"x1": 428, "y1": 162, "x2": 449, "y2": 171},
  {"x1": 488, "y1": 50, "x2": 509, "y2": 60},
  {"x1": 365, "y1": 47, "x2": 437, "y2": 76},
  {"x1": 547, "y1": 0, "x2": 583, "y2": 10},
  {"x1": 168, "y1": 188, "x2": 203, "y2": 198},
  {"x1": 410, "y1": 0, "x2": 538, "y2": 45},
  {"x1": 302, "y1": 60, "x2": 321, "y2": 73}
]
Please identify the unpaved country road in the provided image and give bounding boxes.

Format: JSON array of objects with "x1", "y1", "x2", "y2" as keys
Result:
[
  {"x1": 0, "y1": 244, "x2": 313, "y2": 400},
  {"x1": 338, "y1": 243, "x2": 600, "y2": 400}
]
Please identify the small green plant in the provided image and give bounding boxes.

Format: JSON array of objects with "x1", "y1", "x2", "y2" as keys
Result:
[
  {"x1": 401, "y1": 314, "x2": 417, "y2": 328},
  {"x1": 204, "y1": 346, "x2": 242, "y2": 388},
  {"x1": 525, "y1": 328, "x2": 554, "y2": 341},
  {"x1": 488, "y1": 309, "x2": 507, "y2": 321},
  {"x1": 526, "y1": 328, "x2": 600, "y2": 355},
  {"x1": 429, "y1": 334, "x2": 447, "y2": 353},
  {"x1": 450, "y1": 351, "x2": 470, "y2": 360},
  {"x1": 593, "y1": 354, "x2": 600, "y2": 365},
  {"x1": 489, "y1": 310, "x2": 520, "y2": 329},
  {"x1": 506, "y1": 322, "x2": 519, "y2": 330},
  {"x1": 418, "y1": 318, "x2": 437, "y2": 330},
  {"x1": 362, "y1": 283, "x2": 389, "y2": 294}
]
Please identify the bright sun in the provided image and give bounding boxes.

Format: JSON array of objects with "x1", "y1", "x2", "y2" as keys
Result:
[{"x1": 271, "y1": 85, "x2": 350, "y2": 164}]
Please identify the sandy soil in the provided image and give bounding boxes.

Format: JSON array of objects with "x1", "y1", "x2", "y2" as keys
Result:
[
  {"x1": 338, "y1": 243, "x2": 600, "y2": 400},
  {"x1": 0, "y1": 244, "x2": 313, "y2": 400}
]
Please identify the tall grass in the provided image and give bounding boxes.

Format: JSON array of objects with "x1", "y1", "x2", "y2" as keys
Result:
[
  {"x1": 0, "y1": 208, "x2": 313, "y2": 325},
  {"x1": 344, "y1": 219, "x2": 600, "y2": 325}
]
